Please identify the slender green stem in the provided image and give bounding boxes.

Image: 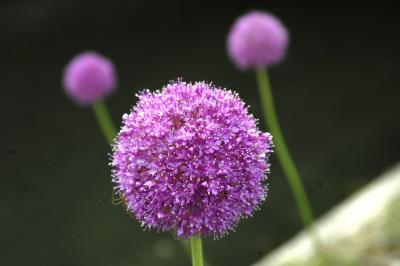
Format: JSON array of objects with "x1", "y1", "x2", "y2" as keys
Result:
[
  {"x1": 92, "y1": 101, "x2": 117, "y2": 144},
  {"x1": 255, "y1": 69, "x2": 333, "y2": 265},
  {"x1": 190, "y1": 236, "x2": 204, "y2": 266},
  {"x1": 255, "y1": 67, "x2": 314, "y2": 227},
  {"x1": 183, "y1": 239, "x2": 210, "y2": 266}
]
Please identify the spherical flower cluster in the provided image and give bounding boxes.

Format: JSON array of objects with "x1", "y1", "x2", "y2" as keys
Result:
[
  {"x1": 112, "y1": 80, "x2": 273, "y2": 239},
  {"x1": 63, "y1": 51, "x2": 117, "y2": 105},
  {"x1": 227, "y1": 11, "x2": 289, "y2": 69}
]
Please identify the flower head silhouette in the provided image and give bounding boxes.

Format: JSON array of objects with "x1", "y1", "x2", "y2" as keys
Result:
[{"x1": 112, "y1": 80, "x2": 273, "y2": 239}]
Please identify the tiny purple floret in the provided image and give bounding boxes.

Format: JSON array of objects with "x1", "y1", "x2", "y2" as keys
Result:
[
  {"x1": 227, "y1": 11, "x2": 289, "y2": 70},
  {"x1": 112, "y1": 80, "x2": 273, "y2": 239},
  {"x1": 63, "y1": 51, "x2": 117, "y2": 105}
]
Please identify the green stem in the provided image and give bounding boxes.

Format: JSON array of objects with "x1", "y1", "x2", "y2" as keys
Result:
[
  {"x1": 255, "y1": 69, "x2": 333, "y2": 265},
  {"x1": 92, "y1": 101, "x2": 117, "y2": 144},
  {"x1": 190, "y1": 236, "x2": 204, "y2": 266},
  {"x1": 255, "y1": 67, "x2": 314, "y2": 227}
]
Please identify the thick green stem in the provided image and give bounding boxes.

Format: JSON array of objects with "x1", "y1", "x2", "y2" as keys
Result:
[
  {"x1": 255, "y1": 67, "x2": 314, "y2": 227},
  {"x1": 92, "y1": 101, "x2": 117, "y2": 144},
  {"x1": 190, "y1": 236, "x2": 204, "y2": 266}
]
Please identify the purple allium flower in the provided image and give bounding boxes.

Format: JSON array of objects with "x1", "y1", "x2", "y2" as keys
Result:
[
  {"x1": 227, "y1": 11, "x2": 289, "y2": 69},
  {"x1": 112, "y1": 80, "x2": 273, "y2": 239},
  {"x1": 63, "y1": 51, "x2": 117, "y2": 105}
]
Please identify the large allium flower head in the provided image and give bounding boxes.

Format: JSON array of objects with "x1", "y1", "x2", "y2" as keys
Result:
[
  {"x1": 63, "y1": 51, "x2": 117, "y2": 105},
  {"x1": 227, "y1": 10, "x2": 289, "y2": 70},
  {"x1": 112, "y1": 79, "x2": 273, "y2": 239}
]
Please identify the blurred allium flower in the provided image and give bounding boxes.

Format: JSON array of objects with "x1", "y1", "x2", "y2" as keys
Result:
[
  {"x1": 227, "y1": 11, "x2": 289, "y2": 69},
  {"x1": 63, "y1": 51, "x2": 117, "y2": 105},
  {"x1": 112, "y1": 80, "x2": 273, "y2": 239}
]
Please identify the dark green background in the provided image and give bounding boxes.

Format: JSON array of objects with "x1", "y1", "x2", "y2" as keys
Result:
[{"x1": 1, "y1": 0, "x2": 399, "y2": 265}]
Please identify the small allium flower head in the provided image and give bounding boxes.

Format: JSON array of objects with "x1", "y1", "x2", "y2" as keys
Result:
[
  {"x1": 112, "y1": 80, "x2": 273, "y2": 239},
  {"x1": 227, "y1": 11, "x2": 289, "y2": 69},
  {"x1": 63, "y1": 51, "x2": 117, "y2": 105}
]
